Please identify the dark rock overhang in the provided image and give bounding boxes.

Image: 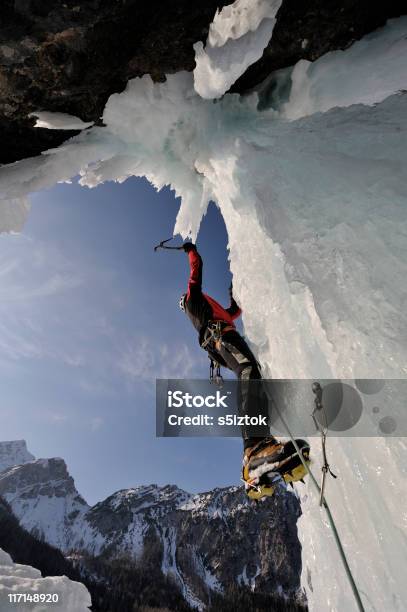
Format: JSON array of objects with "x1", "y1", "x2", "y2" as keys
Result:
[{"x1": 0, "y1": 0, "x2": 405, "y2": 165}]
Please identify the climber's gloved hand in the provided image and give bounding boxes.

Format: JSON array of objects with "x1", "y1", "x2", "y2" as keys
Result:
[{"x1": 182, "y1": 242, "x2": 196, "y2": 253}]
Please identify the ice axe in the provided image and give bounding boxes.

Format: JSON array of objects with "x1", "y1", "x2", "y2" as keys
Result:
[{"x1": 153, "y1": 237, "x2": 184, "y2": 252}]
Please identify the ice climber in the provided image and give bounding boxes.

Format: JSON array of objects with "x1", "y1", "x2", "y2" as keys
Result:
[{"x1": 179, "y1": 243, "x2": 310, "y2": 500}]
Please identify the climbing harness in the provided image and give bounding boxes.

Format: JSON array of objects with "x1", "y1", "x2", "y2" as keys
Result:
[
  {"x1": 201, "y1": 321, "x2": 223, "y2": 349},
  {"x1": 201, "y1": 320, "x2": 234, "y2": 350},
  {"x1": 311, "y1": 382, "x2": 337, "y2": 506},
  {"x1": 202, "y1": 320, "x2": 234, "y2": 386},
  {"x1": 266, "y1": 382, "x2": 366, "y2": 612}
]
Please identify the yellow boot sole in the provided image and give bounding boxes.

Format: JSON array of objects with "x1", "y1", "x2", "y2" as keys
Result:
[{"x1": 244, "y1": 453, "x2": 311, "y2": 500}]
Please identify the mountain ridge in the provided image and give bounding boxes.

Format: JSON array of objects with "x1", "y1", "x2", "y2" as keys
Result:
[
  {"x1": 0, "y1": 439, "x2": 35, "y2": 472},
  {"x1": 0, "y1": 441, "x2": 303, "y2": 609}
]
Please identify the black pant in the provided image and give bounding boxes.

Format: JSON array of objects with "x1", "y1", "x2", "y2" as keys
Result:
[{"x1": 215, "y1": 331, "x2": 270, "y2": 449}]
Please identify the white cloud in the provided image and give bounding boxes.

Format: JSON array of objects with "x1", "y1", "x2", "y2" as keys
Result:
[
  {"x1": 118, "y1": 338, "x2": 202, "y2": 382},
  {"x1": 0, "y1": 236, "x2": 86, "y2": 366},
  {"x1": 78, "y1": 377, "x2": 117, "y2": 398},
  {"x1": 63, "y1": 353, "x2": 86, "y2": 367},
  {"x1": 0, "y1": 318, "x2": 44, "y2": 361},
  {"x1": 158, "y1": 343, "x2": 202, "y2": 379},
  {"x1": 90, "y1": 416, "x2": 104, "y2": 432},
  {"x1": 0, "y1": 272, "x2": 82, "y2": 303},
  {"x1": 0, "y1": 258, "x2": 20, "y2": 277},
  {"x1": 0, "y1": 227, "x2": 206, "y2": 397},
  {"x1": 0, "y1": 236, "x2": 83, "y2": 299},
  {"x1": 118, "y1": 337, "x2": 155, "y2": 381},
  {"x1": 48, "y1": 412, "x2": 69, "y2": 424}
]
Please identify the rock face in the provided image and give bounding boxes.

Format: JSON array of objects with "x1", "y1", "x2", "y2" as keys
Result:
[
  {"x1": 0, "y1": 0, "x2": 232, "y2": 165},
  {"x1": 0, "y1": 440, "x2": 35, "y2": 473},
  {"x1": 1, "y1": 1, "x2": 404, "y2": 165},
  {"x1": 84, "y1": 484, "x2": 302, "y2": 606},
  {"x1": 0, "y1": 444, "x2": 302, "y2": 609},
  {"x1": 0, "y1": 457, "x2": 89, "y2": 551}
]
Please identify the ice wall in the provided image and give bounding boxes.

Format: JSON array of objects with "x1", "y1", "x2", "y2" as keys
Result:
[
  {"x1": 297, "y1": 436, "x2": 407, "y2": 612},
  {"x1": 0, "y1": 15, "x2": 407, "y2": 612},
  {"x1": 29, "y1": 112, "x2": 94, "y2": 130},
  {"x1": 2, "y1": 19, "x2": 406, "y2": 377},
  {"x1": 193, "y1": 0, "x2": 282, "y2": 99}
]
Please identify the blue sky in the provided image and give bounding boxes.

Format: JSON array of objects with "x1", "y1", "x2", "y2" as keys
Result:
[{"x1": 0, "y1": 177, "x2": 243, "y2": 504}]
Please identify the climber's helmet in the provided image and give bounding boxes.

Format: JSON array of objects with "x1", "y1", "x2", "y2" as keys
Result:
[{"x1": 179, "y1": 293, "x2": 187, "y2": 312}]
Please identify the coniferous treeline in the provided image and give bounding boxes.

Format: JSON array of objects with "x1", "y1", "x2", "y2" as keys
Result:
[
  {"x1": 208, "y1": 584, "x2": 307, "y2": 612},
  {"x1": 0, "y1": 496, "x2": 82, "y2": 580},
  {"x1": 0, "y1": 496, "x2": 306, "y2": 611},
  {"x1": 0, "y1": 499, "x2": 190, "y2": 612},
  {"x1": 78, "y1": 532, "x2": 191, "y2": 612}
]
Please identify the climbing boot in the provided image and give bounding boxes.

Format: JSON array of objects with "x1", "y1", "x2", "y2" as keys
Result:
[{"x1": 243, "y1": 437, "x2": 311, "y2": 500}]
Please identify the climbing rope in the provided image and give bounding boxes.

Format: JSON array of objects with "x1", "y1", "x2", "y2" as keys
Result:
[
  {"x1": 265, "y1": 382, "x2": 366, "y2": 612},
  {"x1": 311, "y1": 382, "x2": 337, "y2": 506}
]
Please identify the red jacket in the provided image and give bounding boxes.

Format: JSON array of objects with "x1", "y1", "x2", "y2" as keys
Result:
[{"x1": 185, "y1": 248, "x2": 241, "y2": 333}]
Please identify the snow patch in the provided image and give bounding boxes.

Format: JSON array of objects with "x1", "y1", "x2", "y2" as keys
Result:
[
  {"x1": 0, "y1": 548, "x2": 91, "y2": 611},
  {"x1": 189, "y1": 548, "x2": 223, "y2": 594},
  {"x1": 3, "y1": 493, "x2": 88, "y2": 552},
  {"x1": 0, "y1": 441, "x2": 35, "y2": 474},
  {"x1": 161, "y1": 527, "x2": 205, "y2": 611},
  {"x1": 179, "y1": 487, "x2": 250, "y2": 520},
  {"x1": 237, "y1": 563, "x2": 261, "y2": 590}
]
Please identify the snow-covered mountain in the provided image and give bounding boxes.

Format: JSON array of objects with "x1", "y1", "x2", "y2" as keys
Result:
[
  {"x1": 0, "y1": 452, "x2": 89, "y2": 552},
  {"x1": 0, "y1": 441, "x2": 34, "y2": 473},
  {"x1": 0, "y1": 441, "x2": 302, "y2": 610}
]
